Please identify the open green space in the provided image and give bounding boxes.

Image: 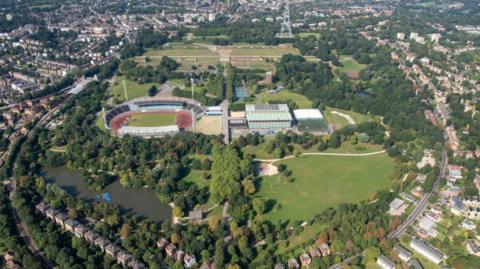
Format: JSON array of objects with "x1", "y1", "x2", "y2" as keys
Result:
[
  {"x1": 254, "y1": 90, "x2": 313, "y2": 109},
  {"x1": 242, "y1": 141, "x2": 385, "y2": 160},
  {"x1": 95, "y1": 111, "x2": 107, "y2": 131},
  {"x1": 134, "y1": 43, "x2": 312, "y2": 71},
  {"x1": 110, "y1": 76, "x2": 160, "y2": 102},
  {"x1": 183, "y1": 169, "x2": 210, "y2": 189},
  {"x1": 337, "y1": 55, "x2": 367, "y2": 75},
  {"x1": 230, "y1": 45, "x2": 299, "y2": 57},
  {"x1": 323, "y1": 106, "x2": 378, "y2": 129},
  {"x1": 298, "y1": 32, "x2": 321, "y2": 39},
  {"x1": 257, "y1": 153, "x2": 395, "y2": 223},
  {"x1": 127, "y1": 113, "x2": 177, "y2": 127}
]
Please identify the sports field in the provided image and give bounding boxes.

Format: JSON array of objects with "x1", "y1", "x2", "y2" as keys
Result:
[
  {"x1": 255, "y1": 90, "x2": 313, "y2": 108},
  {"x1": 110, "y1": 76, "x2": 160, "y2": 102},
  {"x1": 127, "y1": 113, "x2": 177, "y2": 127},
  {"x1": 135, "y1": 43, "x2": 315, "y2": 71},
  {"x1": 257, "y1": 153, "x2": 395, "y2": 223},
  {"x1": 196, "y1": 116, "x2": 223, "y2": 135}
]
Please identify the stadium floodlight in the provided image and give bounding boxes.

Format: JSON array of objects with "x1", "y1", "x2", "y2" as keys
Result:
[{"x1": 191, "y1": 77, "x2": 196, "y2": 133}]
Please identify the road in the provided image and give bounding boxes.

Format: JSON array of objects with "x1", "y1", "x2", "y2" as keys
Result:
[
  {"x1": 329, "y1": 253, "x2": 363, "y2": 269},
  {"x1": 328, "y1": 141, "x2": 446, "y2": 268},
  {"x1": 8, "y1": 179, "x2": 53, "y2": 269},
  {"x1": 221, "y1": 100, "x2": 230, "y2": 144},
  {"x1": 387, "y1": 144, "x2": 447, "y2": 239},
  {"x1": 0, "y1": 80, "x2": 88, "y2": 268}
]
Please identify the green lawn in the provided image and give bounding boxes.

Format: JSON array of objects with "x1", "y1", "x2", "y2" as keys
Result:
[
  {"x1": 298, "y1": 32, "x2": 321, "y2": 39},
  {"x1": 127, "y1": 113, "x2": 177, "y2": 127},
  {"x1": 95, "y1": 111, "x2": 107, "y2": 131},
  {"x1": 254, "y1": 90, "x2": 313, "y2": 109},
  {"x1": 323, "y1": 106, "x2": 378, "y2": 129},
  {"x1": 183, "y1": 169, "x2": 210, "y2": 189},
  {"x1": 243, "y1": 141, "x2": 385, "y2": 160},
  {"x1": 337, "y1": 55, "x2": 367, "y2": 75},
  {"x1": 110, "y1": 76, "x2": 160, "y2": 102},
  {"x1": 230, "y1": 45, "x2": 299, "y2": 57},
  {"x1": 142, "y1": 45, "x2": 217, "y2": 57},
  {"x1": 257, "y1": 153, "x2": 395, "y2": 223}
]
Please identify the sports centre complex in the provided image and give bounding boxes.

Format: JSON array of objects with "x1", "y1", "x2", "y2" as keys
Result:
[
  {"x1": 104, "y1": 96, "x2": 205, "y2": 137},
  {"x1": 104, "y1": 95, "x2": 330, "y2": 140}
]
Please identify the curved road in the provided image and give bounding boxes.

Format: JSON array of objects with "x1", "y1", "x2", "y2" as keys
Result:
[{"x1": 387, "y1": 144, "x2": 447, "y2": 239}]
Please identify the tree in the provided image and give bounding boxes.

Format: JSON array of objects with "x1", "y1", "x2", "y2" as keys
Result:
[
  {"x1": 119, "y1": 223, "x2": 131, "y2": 239},
  {"x1": 147, "y1": 85, "x2": 157, "y2": 97},
  {"x1": 214, "y1": 239, "x2": 225, "y2": 267},
  {"x1": 209, "y1": 145, "x2": 242, "y2": 202},
  {"x1": 252, "y1": 197, "x2": 266, "y2": 215}
]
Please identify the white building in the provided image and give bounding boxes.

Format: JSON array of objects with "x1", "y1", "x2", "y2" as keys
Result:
[
  {"x1": 376, "y1": 255, "x2": 395, "y2": 269},
  {"x1": 394, "y1": 244, "x2": 412, "y2": 262},
  {"x1": 293, "y1": 109, "x2": 323, "y2": 120},
  {"x1": 410, "y1": 238, "x2": 445, "y2": 264}
]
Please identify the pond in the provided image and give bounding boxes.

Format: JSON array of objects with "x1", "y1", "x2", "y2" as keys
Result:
[{"x1": 42, "y1": 167, "x2": 172, "y2": 222}]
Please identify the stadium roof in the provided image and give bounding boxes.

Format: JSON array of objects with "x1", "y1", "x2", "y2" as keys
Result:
[
  {"x1": 293, "y1": 109, "x2": 324, "y2": 120},
  {"x1": 246, "y1": 111, "x2": 292, "y2": 122},
  {"x1": 245, "y1": 103, "x2": 289, "y2": 112}
]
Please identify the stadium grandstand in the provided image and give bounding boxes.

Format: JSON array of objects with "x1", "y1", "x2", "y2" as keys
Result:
[
  {"x1": 104, "y1": 96, "x2": 205, "y2": 137},
  {"x1": 245, "y1": 104, "x2": 293, "y2": 129},
  {"x1": 118, "y1": 125, "x2": 180, "y2": 137}
]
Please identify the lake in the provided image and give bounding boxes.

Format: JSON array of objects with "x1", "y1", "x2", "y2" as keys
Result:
[{"x1": 43, "y1": 167, "x2": 172, "y2": 222}]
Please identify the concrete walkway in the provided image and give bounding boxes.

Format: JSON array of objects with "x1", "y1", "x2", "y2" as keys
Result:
[{"x1": 255, "y1": 150, "x2": 387, "y2": 163}]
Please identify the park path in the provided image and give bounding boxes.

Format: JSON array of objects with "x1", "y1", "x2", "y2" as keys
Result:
[
  {"x1": 331, "y1": 111, "x2": 356, "y2": 125},
  {"x1": 254, "y1": 150, "x2": 387, "y2": 163}
]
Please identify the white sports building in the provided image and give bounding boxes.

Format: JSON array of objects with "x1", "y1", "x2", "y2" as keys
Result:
[{"x1": 293, "y1": 109, "x2": 324, "y2": 120}]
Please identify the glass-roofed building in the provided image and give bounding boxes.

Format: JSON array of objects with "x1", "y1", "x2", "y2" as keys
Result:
[{"x1": 245, "y1": 104, "x2": 293, "y2": 129}]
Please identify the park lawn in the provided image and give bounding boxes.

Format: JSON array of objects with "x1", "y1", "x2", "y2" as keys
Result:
[
  {"x1": 183, "y1": 169, "x2": 210, "y2": 189},
  {"x1": 143, "y1": 45, "x2": 218, "y2": 57},
  {"x1": 230, "y1": 45, "x2": 300, "y2": 57},
  {"x1": 298, "y1": 32, "x2": 321, "y2": 39},
  {"x1": 243, "y1": 142, "x2": 385, "y2": 160},
  {"x1": 337, "y1": 55, "x2": 367, "y2": 74},
  {"x1": 257, "y1": 153, "x2": 395, "y2": 223},
  {"x1": 110, "y1": 76, "x2": 160, "y2": 102},
  {"x1": 255, "y1": 90, "x2": 313, "y2": 109},
  {"x1": 127, "y1": 113, "x2": 177, "y2": 127},
  {"x1": 323, "y1": 106, "x2": 378, "y2": 129},
  {"x1": 49, "y1": 145, "x2": 67, "y2": 153},
  {"x1": 95, "y1": 111, "x2": 106, "y2": 131}
]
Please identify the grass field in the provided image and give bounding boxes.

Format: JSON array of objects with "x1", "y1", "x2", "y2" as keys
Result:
[
  {"x1": 337, "y1": 55, "x2": 367, "y2": 76},
  {"x1": 196, "y1": 116, "x2": 223, "y2": 135},
  {"x1": 110, "y1": 76, "x2": 160, "y2": 102},
  {"x1": 95, "y1": 111, "x2": 107, "y2": 131},
  {"x1": 183, "y1": 169, "x2": 210, "y2": 189},
  {"x1": 323, "y1": 106, "x2": 378, "y2": 129},
  {"x1": 298, "y1": 32, "x2": 321, "y2": 39},
  {"x1": 257, "y1": 153, "x2": 395, "y2": 223},
  {"x1": 127, "y1": 113, "x2": 177, "y2": 127},
  {"x1": 242, "y1": 140, "x2": 384, "y2": 159},
  {"x1": 134, "y1": 43, "x2": 311, "y2": 71},
  {"x1": 255, "y1": 90, "x2": 313, "y2": 108}
]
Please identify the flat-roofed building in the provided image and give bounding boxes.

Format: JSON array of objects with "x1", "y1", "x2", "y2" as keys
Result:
[
  {"x1": 410, "y1": 238, "x2": 445, "y2": 264},
  {"x1": 245, "y1": 104, "x2": 292, "y2": 129}
]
